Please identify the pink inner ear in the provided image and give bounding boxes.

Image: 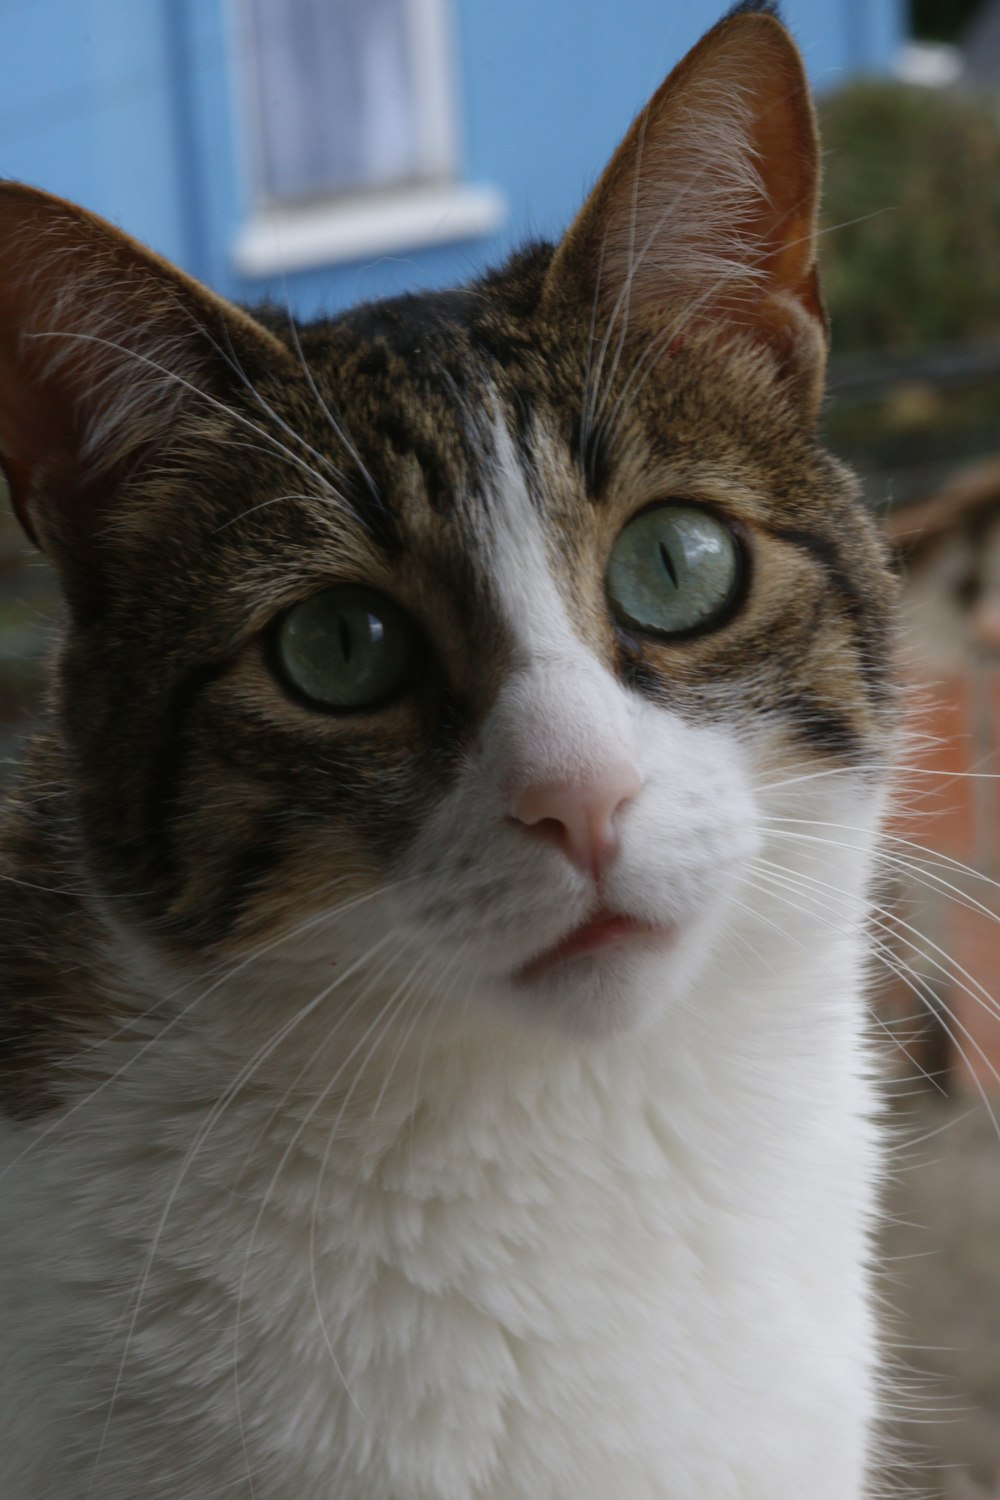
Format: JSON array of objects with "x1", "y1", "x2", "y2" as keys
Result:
[
  {"x1": 745, "y1": 76, "x2": 826, "y2": 329},
  {"x1": 625, "y1": 28, "x2": 822, "y2": 327},
  {"x1": 0, "y1": 335, "x2": 72, "y2": 548},
  {"x1": 0, "y1": 200, "x2": 163, "y2": 549},
  {"x1": 0, "y1": 295, "x2": 150, "y2": 552}
]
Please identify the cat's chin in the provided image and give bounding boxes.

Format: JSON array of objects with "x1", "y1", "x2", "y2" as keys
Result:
[{"x1": 494, "y1": 929, "x2": 691, "y2": 1039}]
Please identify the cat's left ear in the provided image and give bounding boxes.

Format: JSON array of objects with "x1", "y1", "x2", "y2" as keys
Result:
[
  {"x1": 543, "y1": 6, "x2": 828, "y2": 420},
  {"x1": 0, "y1": 183, "x2": 295, "y2": 570}
]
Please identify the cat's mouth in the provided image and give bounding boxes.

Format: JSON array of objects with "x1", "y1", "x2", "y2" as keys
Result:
[{"x1": 514, "y1": 912, "x2": 674, "y2": 983}]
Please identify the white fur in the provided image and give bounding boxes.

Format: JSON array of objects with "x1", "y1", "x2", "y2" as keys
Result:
[{"x1": 0, "y1": 426, "x2": 886, "y2": 1498}]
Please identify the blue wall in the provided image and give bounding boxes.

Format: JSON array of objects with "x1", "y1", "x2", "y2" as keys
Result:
[{"x1": 0, "y1": 0, "x2": 906, "y2": 320}]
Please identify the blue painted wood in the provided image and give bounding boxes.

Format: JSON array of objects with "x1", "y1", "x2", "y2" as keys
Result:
[
  {"x1": 0, "y1": 0, "x2": 906, "y2": 317},
  {"x1": 162, "y1": 0, "x2": 211, "y2": 283}
]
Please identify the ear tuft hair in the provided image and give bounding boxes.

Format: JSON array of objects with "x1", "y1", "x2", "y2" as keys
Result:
[
  {"x1": 0, "y1": 184, "x2": 292, "y2": 568},
  {"x1": 543, "y1": 7, "x2": 826, "y2": 418},
  {"x1": 724, "y1": 1, "x2": 783, "y2": 20}
]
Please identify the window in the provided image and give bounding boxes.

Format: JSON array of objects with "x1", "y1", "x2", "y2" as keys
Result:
[{"x1": 233, "y1": 0, "x2": 504, "y2": 276}]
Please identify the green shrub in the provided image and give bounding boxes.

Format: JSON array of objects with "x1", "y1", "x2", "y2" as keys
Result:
[{"x1": 819, "y1": 81, "x2": 1000, "y2": 351}]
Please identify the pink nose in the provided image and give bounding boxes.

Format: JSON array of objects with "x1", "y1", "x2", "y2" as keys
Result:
[{"x1": 511, "y1": 766, "x2": 642, "y2": 879}]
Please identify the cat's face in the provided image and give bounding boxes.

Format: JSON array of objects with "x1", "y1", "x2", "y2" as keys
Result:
[{"x1": 0, "y1": 9, "x2": 897, "y2": 1041}]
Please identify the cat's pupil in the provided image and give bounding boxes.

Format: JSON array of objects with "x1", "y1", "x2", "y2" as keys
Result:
[
  {"x1": 339, "y1": 616, "x2": 353, "y2": 664},
  {"x1": 659, "y1": 541, "x2": 679, "y2": 589}
]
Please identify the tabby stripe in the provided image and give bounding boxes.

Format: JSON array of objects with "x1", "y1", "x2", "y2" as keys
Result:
[
  {"x1": 194, "y1": 827, "x2": 288, "y2": 944},
  {"x1": 766, "y1": 522, "x2": 892, "y2": 704},
  {"x1": 340, "y1": 467, "x2": 401, "y2": 555},
  {"x1": 145, "y1": 659, "x2": 230, "y2": 893},
  {"x1": 766, "y1": 524, "x2": 862, "y2": 610},
  {"x1": 570, "y1": 414, "x2": 613, "y2": 502},
  {"x1": 781, "y1": 690, "x2": 866, "y2": 764}
]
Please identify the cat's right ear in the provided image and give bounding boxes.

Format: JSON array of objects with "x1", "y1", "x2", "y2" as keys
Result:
[
  {"x1": 0, "y1": 183, "x2": 294, "y2": 573},
  {"x1": 542, "y1": 7, "x2": 828, "y2": 420}
]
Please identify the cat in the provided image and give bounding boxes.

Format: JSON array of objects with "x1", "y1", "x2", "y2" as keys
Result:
[{"x1": 0, "y1": 5, "x2": 899, "y2": 1497}]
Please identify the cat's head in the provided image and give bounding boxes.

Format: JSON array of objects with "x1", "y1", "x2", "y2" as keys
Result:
[{"x1": 0, "y1": 7, "x2": 896, "y2": 1040}]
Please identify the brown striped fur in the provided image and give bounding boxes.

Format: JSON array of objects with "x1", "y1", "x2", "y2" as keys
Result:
[{"x1": 0, "y1": 6, "x2": 897, "y2": 1114}]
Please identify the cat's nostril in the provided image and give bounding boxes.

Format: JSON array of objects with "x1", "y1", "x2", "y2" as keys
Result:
[
  {"x1": 510, "y1": 766, "x2": 642, "y2": 880},
  {"x1": 526, "y1": 816, "x2": 569, "y2": 851}
]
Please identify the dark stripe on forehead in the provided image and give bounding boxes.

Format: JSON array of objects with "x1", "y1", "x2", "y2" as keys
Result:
[
  {"x1": 368, "y1": 407, "x2": 472, "y2": 517},
  {"x1": 570, "y1": 414, "x2": 613, "y2": 502},
  {"x1": 339, "y1": 465, "x2": 401, "y2": 555}
]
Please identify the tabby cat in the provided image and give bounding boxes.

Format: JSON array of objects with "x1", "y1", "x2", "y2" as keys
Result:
[{"x1": 0, "y1": 6, "x2": 898, "y2": 1497}]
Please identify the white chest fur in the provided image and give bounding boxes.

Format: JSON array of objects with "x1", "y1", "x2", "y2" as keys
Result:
[{"x1": 0, "y1": 936, "x2": 879, "y2": 1500}]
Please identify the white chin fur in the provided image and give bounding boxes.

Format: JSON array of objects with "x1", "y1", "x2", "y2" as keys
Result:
[{"x1": 0, "y1": 419, "x2": 888, "y2": 1500}]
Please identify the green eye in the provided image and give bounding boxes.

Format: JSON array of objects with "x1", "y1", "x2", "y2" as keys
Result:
[
  {"x1": 275, "y1": 587, "x2": 420, "y2": 710},
  {"x1": 607, "y1": 504, "x2": 743, "y2": 638}
]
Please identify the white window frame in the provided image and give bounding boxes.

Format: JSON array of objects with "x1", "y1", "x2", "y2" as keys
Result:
[{"x1": 230, "y1": 0, "x2": 505, "y2": 278}]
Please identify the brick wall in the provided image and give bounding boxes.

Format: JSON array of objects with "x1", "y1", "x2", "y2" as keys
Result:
[
  {"x1": 884, "y1": 665, "x2": 1000, "y2": 1093},
  {"x1": 881, "y1": 471, "x2": 1000, "y2": 1095}
]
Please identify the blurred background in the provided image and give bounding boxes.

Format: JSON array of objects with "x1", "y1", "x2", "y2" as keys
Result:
[{"x1": 1, "y1": 0, "x2": 999, "y2": 1492}]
